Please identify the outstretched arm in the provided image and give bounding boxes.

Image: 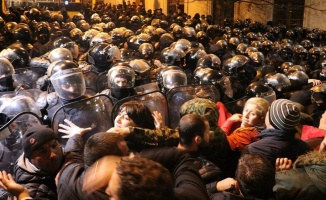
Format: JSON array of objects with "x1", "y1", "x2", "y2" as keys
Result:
[{"x1": 0, "y1": 171, "x2": 31, "y2": 200}]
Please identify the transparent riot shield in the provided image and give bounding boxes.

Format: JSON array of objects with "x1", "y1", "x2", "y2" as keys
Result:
[
  {"x1": 96, "y1": 71, "x2": 109, "y2": 92},
  {"x1": 112, "y1": 91, "x2": 169, "y2": 127},
  {"x1": 134, "y1": 82, "x2": 160, "y2": 95},
  {"x1": 0, "y1": 92, "x2": 16, "y2": 107},
  {"x1": 0, "y1": 112, "x2": 43, "y2": 199},
  {"x1": 223, "y1": 96, "x2": 247, "y2": 115},
  {"x1": 16, "y1": 89, "x2": 43, "y2": 102},
  {"x1": 13, "y1": 67, "x2": 47, "y2": 89},
  {"x1": 51, "y1": 94, "x2": 113, "y2": 146},
  {"x1": 166, "y1": 84, "x2": 220, "y2": 128},
  {"x1": 83, "y1": 70, "x2": 99, "y2": 95}
]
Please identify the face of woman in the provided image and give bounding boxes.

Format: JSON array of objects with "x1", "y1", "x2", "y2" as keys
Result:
[
  {"x1": 114, "y1": 108, "x2": 137, "y2": 128},
  {"x1": 241, "y1": 103, "x2": 263, "y2": 127}
]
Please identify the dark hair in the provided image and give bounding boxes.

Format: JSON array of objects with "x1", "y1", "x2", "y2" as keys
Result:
[
  {"x1": 236, "y1": 154, "x2": 275, "y2": 199},
  {"x1": 84, "y1": 132, "x2": 124, "y2": 166},
  {"x1": 120, "y1": 101, "x2": 155, "y2": 129},
  {"x1": 117, "y1": 157, "x2": 173, "y2": 200},
  {"x1": 178, "y1": 113, "x2": 206, "y2": 146}
]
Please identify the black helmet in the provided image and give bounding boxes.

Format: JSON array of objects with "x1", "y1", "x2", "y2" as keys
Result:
[
  {"x1": 0, "y1": 47, "x2": 31, "y2": 69},
  {"x1": 129, "y1": 59, "x2": 152, "y2": 84},
  {"x1": 250, "y1": 40, "x2": 262, "y2": 51},
  {"x1": 13, "y1": 23, "x2": 32, "y2": 42},
  {"x1": 107, "y1": 65, "x2": 135, "y2": 88},
  {"x1": 62, "y1": 22, "x2": 76, "y2": 31},
  {"x1": 200, "y1": 69, "x2": 225, "y2": 85},
  {"x1": 50, "y1": 68, "x2": 86, "y2": 100},
  {"x1": 159, "y1": 20, "x2": 169, "y2": 30},
  {"x1": 72, "y1": 13, "x2": 84, "y2": 24},
  {"x1": 172, "y1": 25, "x2": 183, "y2": 40},
  {"x1": 36, "y1": 22, "x2": 51, "y2": 45},
  {"x1": 317, "y1": 67, "x2": 326, "y2": 81},
  {"x1": 156, "y1": 65, "x2": 181, "y2": 86},
  {"x1": 105, "y1": 22, "x2": 115, "y2": 32},
  {"x1": 301, "y1": 39, "x2": 313, "y2": 50},
  {"x1": 245, "y1": 81, "x2": 276, "y2": 104},
  {"x1": 0, "y1": 57, "x2": 15, "y2": 76},
  {"x1": 223, "y1": 55, "x2": 256, "y2": 82},
  {"x1": 90, "y1": 13, "x2": 101, "y2": 24},
  {"x1": 308, "y1": 47, "x2": 323, "y2": 65},
  {"x1": 89, "y1": 32, "x2": 112, "y2": 48},
  {"x1": 101, "y1": 15, "x2": 112, "y2": 23},
  {"x1": 138, "y1": 43, "x2": 154, "y2": 60},
  {"x1": 53, "y1": 36, "x2": 73, "y2": 48},
  {"x1": 88, "y1": 43, "x2": 121, "y2": 71},
  {"x1": 47, "y1": 60, "x2": 78, "y2": 77},
  {"x1": 70, "y1": 28, "x2": 83, "y2": 44},
  {"x1": 119, "y1": 48, "x2": 134, "y2": 62},
  {"x1": 53, "y1": 37, "x2": 79, "y2": 59},
  {"x1": 197, "y1": 54, "x2": 221, "y2": 70},
  {"x1": 160, "y1": 47, "x2": 184, "y2": 66},
  {"x1": 80, "y1": 29, "x2": 99, "y2": 49},
  {"x1": 236, "y1": 43, "x2": 248, "y2": 55},
  {"x1": 216, "y1": 40, "x2": 228, "y2": 51},
  {"x1": 158, "y1": 33, "x2": 174, "y2": 50},
  {"x1": 228, "y1": 37, "x2": 240, "y2": 51},
  {"x1": 48, "y1": 47, "x2": 73, "y2": 63},
  {"x1": 280, "y1": 62, "x2": 294, "y2": 74},
  {"x1": 249, "y1": 51, "x2": 265, "y2": 68},
  {"x1": 130, "y1": 15, "x2": 140, "y2": 25},
  {"x1": 184, "y1": 48, "x2": 206, "y2": 70},
  {"x1": 162, "y1": 69, "x2": 187, "y2": 90},
  {"x1": 29, "y1": 8, "x2": 41, "y2": 21},
  {"x1": 287, "y1": 70, "x2": 309, "y2": 88},
  {"x1": 261, "y1": 40, "x2": 273, "y2": 54},
  {"x1": 110, "y1": 28, "x2": 124, "y2": 46},
  {"x1": 279, "y1": 45, "x2": 293, "y2": 61},
  {"x1": 293, "y1": 45, "x2": 308, "y2": 60},
  {"x1": 265, "y1": 72, "x2": 291, "y2": 92},
  {"x1": 311, "y1": 83, "x2": 326, "y2": 106},
  {"x1": 182, "y1": 26, "x2": 196, "y2": 41}
]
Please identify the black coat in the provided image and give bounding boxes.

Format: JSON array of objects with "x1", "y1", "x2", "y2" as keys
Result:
[
  {"x1": 56, "y1": 134, "x2": 108, "y2": 200},
  {"x1": 14, "y1": 154, "x2": 60, "y2": 200},
  {"x1": 242, "y1": 128, "x2": 312, "y2": 166}
]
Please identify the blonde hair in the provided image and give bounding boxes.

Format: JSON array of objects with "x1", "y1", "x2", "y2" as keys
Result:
[{"x1": 244, "y1": 97, "x2": 270, "y2": 119}]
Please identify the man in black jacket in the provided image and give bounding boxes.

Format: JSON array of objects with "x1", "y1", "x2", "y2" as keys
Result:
[{"x1": 14, "y1": 125, "x2": 64, "y2": 200}]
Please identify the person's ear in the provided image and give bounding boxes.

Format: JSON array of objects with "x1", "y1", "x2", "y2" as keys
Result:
[{"x1": 194, "y1": 135, "x2": 202, "y2": 144}]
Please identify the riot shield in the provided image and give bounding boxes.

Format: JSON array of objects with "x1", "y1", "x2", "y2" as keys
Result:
[
  {"x1": 134, "y1": 82, "x2": 160, "y2": 95},
  {"x1": 16, "y1": 89, "x2": 43, "y2": 102},
  {"x1": 166, "y1": 84, "x2": 220, "y2": 128},
  {"x1": 0, "y1": 92, "x2": 16, "y2": 107},
  {"x1": 0, "y1": 112, "x2": 43, "y2": 199},
  {"x1": 83, "y1": 70, "x2": 99, "y2": 95},
  {"x1": 112, "y1": 91, "x2": 169, "y2": 127},
  {"x1": 13, "y1": 67, "x2": 47, "y2": 89},
  {"x1": 51, "y1": 94, "x2": 113, "y2": 146},
  {"x1": 96, "y1": 71, "x2": 109, "y2": 92}
]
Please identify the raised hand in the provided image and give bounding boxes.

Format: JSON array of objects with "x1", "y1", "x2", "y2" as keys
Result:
[{"x1": 59, "y1": 119, "x2": 92, "y2": 138}]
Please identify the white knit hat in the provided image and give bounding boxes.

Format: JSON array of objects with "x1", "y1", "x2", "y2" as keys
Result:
[{"x1": 269, "y1": 99, "x2": 300, "y2": 131}]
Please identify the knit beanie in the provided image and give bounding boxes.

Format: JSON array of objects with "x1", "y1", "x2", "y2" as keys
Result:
[
  {"x1": 269, "y1": 99, "x2": 300, "y2": 131},
  {"x1": 23, "y1": 125, "x2": 57, "y2": 158}
]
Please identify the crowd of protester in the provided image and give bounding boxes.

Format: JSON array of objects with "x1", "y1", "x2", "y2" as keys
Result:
[{"x1": 0, "y1": 1, "x2": 326, "y2": 200}]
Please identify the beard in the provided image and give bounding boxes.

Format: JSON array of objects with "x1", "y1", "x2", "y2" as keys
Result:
[{"x1": 198, "y1": 140, "x2": 209, "y2": 151}]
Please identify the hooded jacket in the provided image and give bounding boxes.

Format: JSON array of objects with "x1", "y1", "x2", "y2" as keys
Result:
[
  {"x1": 274, "y1": 151, "x2": 326, "y2": 200},
  {"x1": 14, "y1": 154, "x2": 59, "y2": 200}
]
